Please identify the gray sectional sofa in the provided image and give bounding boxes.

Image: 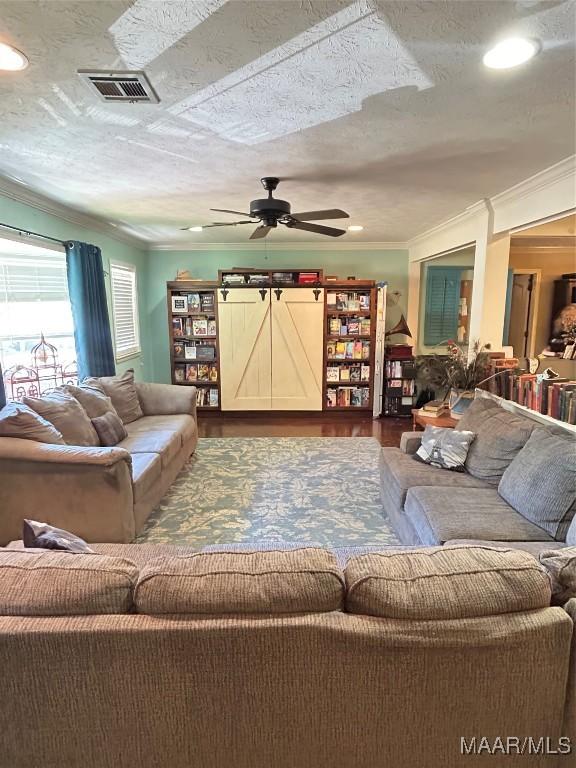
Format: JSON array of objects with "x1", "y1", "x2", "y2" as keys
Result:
[{"x1": 380, "y1": 395, "x2": 576, "y2": 553}]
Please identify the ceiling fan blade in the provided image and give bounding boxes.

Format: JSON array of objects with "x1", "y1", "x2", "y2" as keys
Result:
[
  {"x1": 286, "y1": 221, "x2": 346, "y2": 237},
  {"x1": 203, "y1": 221, "x2": 254, "y2": 228},
  {"x1": 291, "y1": 209, "x2": 349, "y2": 221},
  {"x1": 210, "y1": 208, "x2": 252, "y2": 217},
  {"x1": 250, "y1": 225, "x2": 272, "y2": 240}
]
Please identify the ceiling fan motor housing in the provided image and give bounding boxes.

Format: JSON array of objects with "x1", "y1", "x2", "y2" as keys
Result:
[{"x1": 249, "y1": 197, "x2": 291, "y2": 226}]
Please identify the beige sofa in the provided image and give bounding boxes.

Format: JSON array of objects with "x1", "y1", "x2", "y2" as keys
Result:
[
  {"x1": 0, "y1": 382, "x2": 198, "y2": 545},
  {"x1": 0, "y1": 543, "x2": 573, "y2": 768}
]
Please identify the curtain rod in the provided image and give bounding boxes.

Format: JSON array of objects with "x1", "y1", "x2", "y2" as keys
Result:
[{"x1": 0, "y1": 222, "x2": 69, "y2": 247}]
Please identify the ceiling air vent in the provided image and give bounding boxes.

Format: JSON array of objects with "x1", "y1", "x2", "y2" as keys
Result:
[{"x1": 77, "y1": 70, "x2": 160, "y2": 103}]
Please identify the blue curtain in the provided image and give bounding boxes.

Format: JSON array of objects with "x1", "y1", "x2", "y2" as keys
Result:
[{"x1": 65, "y1": 241, "x2": 115, "y2": 380}]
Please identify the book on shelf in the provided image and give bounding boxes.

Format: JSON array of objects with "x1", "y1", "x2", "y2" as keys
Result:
[
  {"x1": 340, "y1": 367, "x2": 350, "y2": 382},
  {"x1": 196, "y1": 364, "x2": 209, "y2": 381},
  {"x1": 359, "y1": 294, "x2": 370, "y2": 310},
  {"x1": 200, "y1": 293, "x2": 214, "y2": 312},
  {"x1": 327, "y1": 342, "x2": 336, "y2": 358},
  {"x1": 360, "y1": 364, "x2": 370, "y2": 381},
  {"x1": 327, "y1": 291, "x2": 337, "y2": 307},
  {"x1": 186, "y1": 364, "x2": 197, "y2": 381},
  {"x1": 349, "y1": 365, "x2": 361, "y2": 382},
  {"x1": 174, "y1": 365, "x2": 185, "y2": 382},
  {"x1": 329, "y1": 318, "x2": 341, "y2": 335},
  {"x1": 360, "y1": 318, "x2": 371, "y2": 335},
  {"x1": 326, "y1": 366, "x2": 340, "y2": 382},
  {"x1": 196, "y1": 345, "x2": 216, "y2": 361},
  {"x1": 209, "y1": 364, "x2": 218, "y2": 382},
  {"x1": 187, "y1": 293, "x2": 201, "y2": 312},
  {"x1": 192, "y1": 318, "x2": 208, "y2": 336},
  {"x1": 327, "y1": 386, "x2": 370, "y2": 408},
  {"x1": 184, "y1": 345, "x2": 196, "y2": 360},
  {"x1": 209, "y1": 388, "x2": 219, "y2": 407},
  {"x1": 171, "y1": 295, "x2": 188, "y2": 314},
  {"x1": 347, "y1": 318, "x2": 360, "y2": 335},
  {"x1": 487, "y1": 368, "x2": 576, "y2": 424},
  {"x1": 334, "y1": 291, "x2": 370, "y2": 311},
  {"x1": 207, "y1": 319, "x2": 217, "y2": 336},
  {"x1": 173, "y1": 342, "x2": 184, "y2": 358},
  {"x1": 172, "y1": 317, "x2": 184, "y2": 335}
]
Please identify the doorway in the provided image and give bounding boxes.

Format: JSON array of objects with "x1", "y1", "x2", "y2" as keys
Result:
[{"x1": 506, "y1": 270, "x2": 540, "y2": 358}]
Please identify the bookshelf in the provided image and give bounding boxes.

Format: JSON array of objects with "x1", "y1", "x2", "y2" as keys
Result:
[
  {"x1": 323, "y1": 282, "x2": 376, "y2": 411},
  {"x1": 383, "y1": 348, "x2": 416, "y2": 416},
  {"x1": 167, "y1": 281, "x2": 221, "y2": 411}
]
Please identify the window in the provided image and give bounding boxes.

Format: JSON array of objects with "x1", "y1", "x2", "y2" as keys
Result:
[
  {"x1": 0, "y1": 241, "x2": 77, "y2": 399},
  {"x1": 423, "y1": 266, "x2": 463, "y2": 346},
  {"x1": 110, "y1": 261, "x2": 140, "y2": 360}
]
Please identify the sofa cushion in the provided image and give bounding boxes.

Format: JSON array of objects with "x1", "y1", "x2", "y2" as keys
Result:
[
  {"x1": 0, "y1": 550, "x2": 138, "y2": 615},
  {"x1": 539, "y1": 547, "x2": 576, "y2": 605},
  {"x1": 445, "y1": 539, "x2": 567, "y2": 558},
  {"x1": 134, "y1": 548, "x2": 344, "y2": 615},
  {"x1": 118, "y1": 430, "x2": 181, "y2": 469},
  {"x1": 125, "y1": 414, "x2": 197, "y2": 446},
  {"x1": 405, "y1": 486, "x2": 554, "y2": 546},
  {"x1": 23, "y1": 391, "x2": 99, "y2": 447},
  {"x1": 567, "y1": 515, "x2": 576, "y2": 547},
  {"x1": 6, "y1": 541, "x2": 199, "y2": 569},
  {"x1": 380, "y1": 447, "x2": 489, "y2": 512},
  {"x1": 91, "y1": 411, "x2": 128, "y2": 447},
  {"x1": 456, "y1": 397, "x2": 534, "y2": 486},
  {"x1": 0, "y1": 401, "x2": 65, "y2": 444},
  {"x1": 84, "y1": 368, "x2": 143, "y2": 424},
  {"x1": 498, "y1": 429, "x2": 576, "y2": 541},
  {"x1": 345, "y1": 545, "x2": 551, "y2": 619},
  {"x1": 58, "y1": 384, "x2": 117, "y2": 419},
  {"x1": 131, "y1": 452, "x2": 162, "y2": 502}
]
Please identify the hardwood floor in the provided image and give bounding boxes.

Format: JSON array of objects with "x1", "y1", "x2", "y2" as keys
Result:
[{"x1": 197, "y1": 412, "x2": 408, "y2": 446}]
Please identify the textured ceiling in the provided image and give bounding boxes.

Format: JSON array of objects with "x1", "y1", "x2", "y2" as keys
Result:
[{"x1": 0, "y1": 0, "x2": 574, "y2": 244}]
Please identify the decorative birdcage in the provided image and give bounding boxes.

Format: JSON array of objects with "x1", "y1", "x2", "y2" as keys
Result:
[
  {"x1": 30, "y1": 332, "x2": 60, "y2": 392},
  {"x1": 3, "y1": 365, "x2": 41, "y2": 400},
  {"x1": 61, "y1": 360, "x2": 78, "y2": 386}
]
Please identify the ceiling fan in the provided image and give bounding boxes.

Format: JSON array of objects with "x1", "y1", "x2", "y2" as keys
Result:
[{"x1": 181, "y1": 177, "x2": 350, "y2": 239}]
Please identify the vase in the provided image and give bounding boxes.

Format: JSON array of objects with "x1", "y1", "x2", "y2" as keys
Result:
[{"x1": 449, "y1": 388, "x2": 475, "y2": 419}]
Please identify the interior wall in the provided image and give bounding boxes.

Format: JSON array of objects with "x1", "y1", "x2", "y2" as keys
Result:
[
  {"x1": 145, "y1": 248, "x2": 408, "y2": 383},
  {"x1": 0, "y1": 194, "x2": 150, "y2": 380}
]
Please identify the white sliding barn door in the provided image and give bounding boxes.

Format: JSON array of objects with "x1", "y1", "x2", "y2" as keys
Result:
[
  {"x1": 218, "y1": 288, "x2": 272, "y2": 410},
  {"x1": 271, "y1": 288, "x2": 324, "y2": 411}
]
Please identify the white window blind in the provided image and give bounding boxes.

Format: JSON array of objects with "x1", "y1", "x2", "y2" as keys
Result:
[{"x1": 110, "y1": 262, "x2": 140, "y2": 360}]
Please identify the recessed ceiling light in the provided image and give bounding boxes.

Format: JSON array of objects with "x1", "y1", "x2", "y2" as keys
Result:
[
  {"x1": 0, "y1": 42, "x2": 29, "y2": 71},
  {"x1": 483, "y1": 38, "x2": 539, "y2": 69},
  {"x1": 187, "y1": 226, "x2": 203, "y2": 232},
  {"x1": 347, "y1": 225, "x2": 364, "y2": 232}
]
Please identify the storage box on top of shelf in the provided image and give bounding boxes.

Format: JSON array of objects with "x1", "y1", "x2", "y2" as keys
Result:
[
  {"x1": 385, "y1": 344, "x2": 413, "y2": 359},
  {"x1": 298, "y1": 272, "x2": 320, "y2": 284}
]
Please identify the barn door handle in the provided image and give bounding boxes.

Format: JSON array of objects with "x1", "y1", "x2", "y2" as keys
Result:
[
  {"x1": 259, "y1": 288, "x2": 267, "y2": 301},
  {"x1": 313, "y1": 288, "x2": 321, "y2": 302},
  {"x1": 220, "y1": 286, "x2": 229, "y2": 302},
  {"x1": 274, "y1": 288, "x2": 283, "y2": 301}
]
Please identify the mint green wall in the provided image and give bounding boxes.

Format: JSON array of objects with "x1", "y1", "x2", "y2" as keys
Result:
[
  {"x1": 146, "y1": 248, "x2": 409, "y2": 383},
  {"x1": 0, "y1": 194, "x2": 150, "y2": 380}
]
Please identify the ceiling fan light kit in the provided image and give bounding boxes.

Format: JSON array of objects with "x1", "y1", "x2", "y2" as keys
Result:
[{"x1": 183, "y1": 177, "x2": 351, "y2": 239}]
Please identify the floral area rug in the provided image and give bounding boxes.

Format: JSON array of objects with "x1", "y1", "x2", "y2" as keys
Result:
[{"x1": 136, "y1": 437, "x2": 400, "y2": 547}]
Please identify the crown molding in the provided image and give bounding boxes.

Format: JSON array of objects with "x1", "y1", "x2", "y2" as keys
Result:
[
  {"x1": 490, "y1": 155, "x2": 576, "y2": 207},
  {"x1": 148, "y1": 240, "x2": 407, "y2": 252},
  {"x1": 0, "y1": 175, "x2": 147, "y2": 248}
]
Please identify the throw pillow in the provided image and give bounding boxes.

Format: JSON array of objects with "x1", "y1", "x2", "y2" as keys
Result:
[
  {"x1": 539, "y1": 547, "x2": 576, "y2": 605},
  {"x1": 57, "y1": 384, "x2": 117, "y2": 419},
  {"x1": 83, "y1": 368, "x2": 143, "y2": 424},
  {"x1": 0, "y1": 401, "x2": 65, "y2": 444},
  {"x1": 498, "y1": 429, "x2": 576, "y2": 541},
  {"x1": 414, "y1": 425, "x2": 476, "y2": 472},
  {"x1": 23, "y1": 391, "x2": 99, "y2": 447},
  {"x1": 456, "y1": 397, "x2": 534, "y2": 486},
  {"x1": 91, "y1": 411, "x2": 128, "y2": 446},
  {"x1": 23, "y1": 519, "x2": 94, "y2": 554}
]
